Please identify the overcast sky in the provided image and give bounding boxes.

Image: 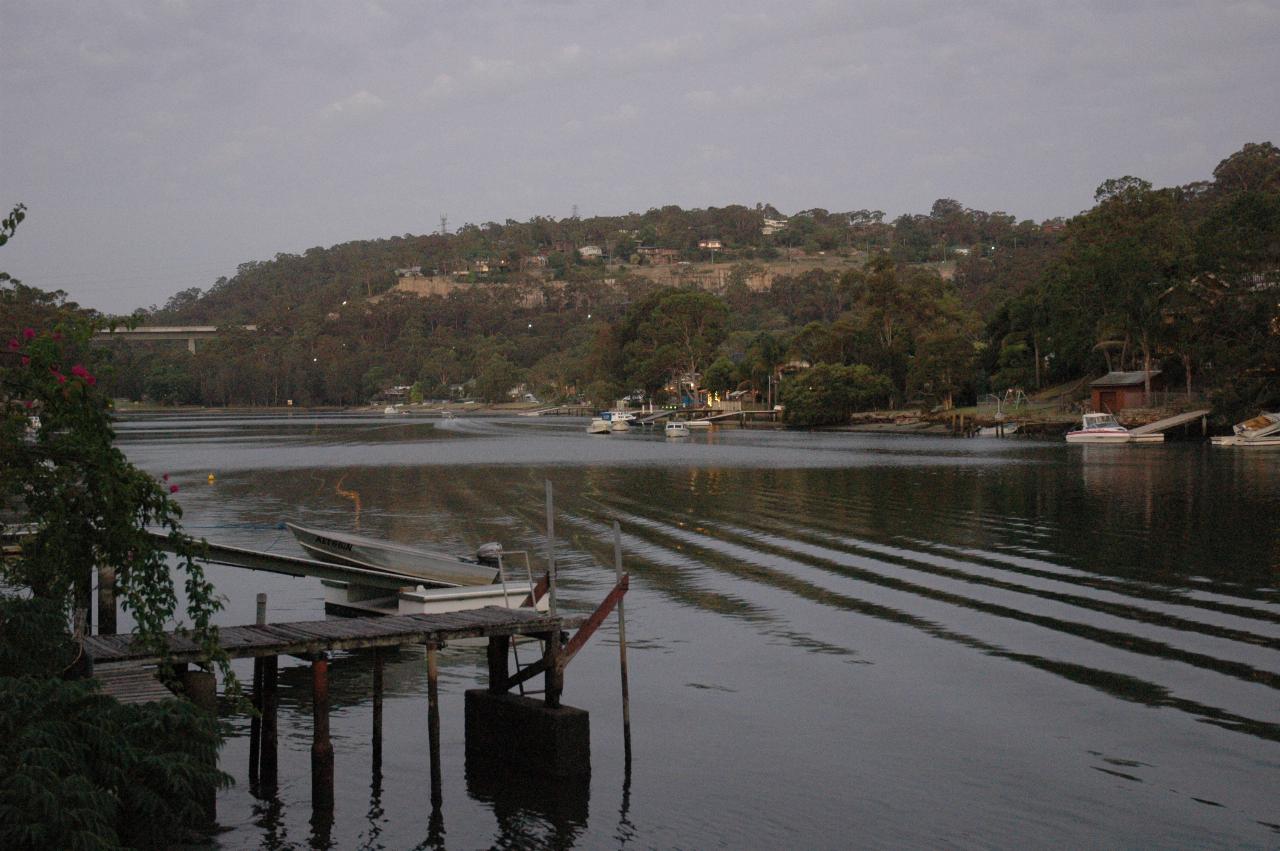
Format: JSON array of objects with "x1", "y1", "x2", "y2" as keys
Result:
[{"x1": 3, "y1": 0, "x2": 1278, "y2": 313}]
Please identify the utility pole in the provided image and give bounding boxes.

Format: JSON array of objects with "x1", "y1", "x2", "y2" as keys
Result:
[{"x1": 439, "y1": 214, "x2": 448, "y2": 236}]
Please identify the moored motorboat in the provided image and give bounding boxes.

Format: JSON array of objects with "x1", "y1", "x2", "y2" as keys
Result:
[
  {"x1": 587, "y1": 417, "x2": 611, "y2": 434},
  {"x1": 609, "y1": 418, "x2": 631, "y2": 432},
  {"x1": 1065, "y1": 412, "x2": 1133, "y2": 444},
  {"x1": 285, "y1": 521, "x2": 499, "y2": 586},
  {"x1": 1212, "y1": 411, "x2": 1280, "y2": 447},
  {"x1": 665, "y1": 421, "x2": 690, "y2": 438},
  {"x1": 686, "y1": 419, "x2": 713, "y2": 429}
]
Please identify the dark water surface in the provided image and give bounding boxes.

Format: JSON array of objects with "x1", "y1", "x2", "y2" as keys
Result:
[{"x1": 115, "y1": 413, "x2": 1280, "y2": 849}]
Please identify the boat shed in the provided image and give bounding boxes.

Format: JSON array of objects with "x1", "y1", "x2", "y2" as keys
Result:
[{"x1": 1090, "y1": 370, "x2": 1164, "y2": 413}]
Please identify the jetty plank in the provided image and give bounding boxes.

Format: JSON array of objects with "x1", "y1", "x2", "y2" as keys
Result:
[
  {"x1": 83, "y1": 607, "x2": 584, "y2": 667},
  {"x1": 93, "y1": 662, "x2": 175, "y2": 704}
]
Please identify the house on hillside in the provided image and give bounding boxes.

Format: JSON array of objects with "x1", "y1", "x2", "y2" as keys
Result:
[
  {"x1": 698, "y1": 239, "x2": 722, "y2": 250},
  {"x1": 578, "y1": 245, "x2": 603, "y2": 259},
  {"x1": 638, "y1": 246, "x2": 680, "y2": 265},
  {"x1": 1090, "y1": 370, "x2": 1165, "y2": 413}
]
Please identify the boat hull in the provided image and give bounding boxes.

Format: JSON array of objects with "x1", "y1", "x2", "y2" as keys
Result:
[
  {"x1": 286, "y1": 522, "x2": 498, "y2": 587},
  {"x1": 321, "y1": 579, "x2": 548, "y2": 616},
  {"x1": 1212, "y1": 435, "x2": 1280, "y2": 447},
  {"x1": 1065, "y1": 430, "x2": 1131, "y2": 444}
]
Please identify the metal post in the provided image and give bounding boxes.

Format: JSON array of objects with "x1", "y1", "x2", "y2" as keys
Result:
[
  {"x1": 613, "y1": 521, "x2": 632, "y2": 756},
  {"x1": 545, "y1": 479, "x2": 558, "y2": 617},
  {"x1": 311, "y1": 655, "x2": 334, "y2": 813},
  {"x1": 426, "y1": 642, "x2": 442, "y2": 809},
  {"x1": 249, "y1": 594, "x2": 266, "y2": 784}
]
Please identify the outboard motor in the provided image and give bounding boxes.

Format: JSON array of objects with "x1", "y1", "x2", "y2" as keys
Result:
[{"x1": 475, "y1": 542, "x2": 504, "y2": 568}]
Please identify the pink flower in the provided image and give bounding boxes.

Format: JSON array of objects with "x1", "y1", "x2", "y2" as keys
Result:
[
  {"x1": 22, "y1": 328, "x2": 35, "y2": 340},
  {"x1": 169, "y1": 484, "x2": 180, "y2": 494},
  {"x1": 6, "y1": 339, "x2": 17, "y2": 350},
  {"x1": 86, "y1": 376, "x2": 97, "y2": 385},
  {"x1": 162, "y1": 473, "x2": 169, "y2": 482},
  {"x1": 51, "y1": 331, "x2": 63, "y2": 341},
  {"x1": 20, "y1": 356, "x2": 30, "y2": 366},
  {"x1": 24, "y1": 401, "x2": 34, "y2": 409},
  {"x1": 71, "y1": 364, "x2": 89, "y2": 378},
  {"x1": 51, "y1": 370, "x2": 66, "y2": 384}
]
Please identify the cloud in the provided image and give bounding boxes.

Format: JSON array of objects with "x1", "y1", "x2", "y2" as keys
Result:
[
  {"x1": 77, "y1": 40, "x2": 135, "y2": 68},
  {"x1": 320, "y1": 89, "x2": 386, "y2": 119},
  {"x1": 602, "y1": 104, "x2": 640, "y2": 124}
]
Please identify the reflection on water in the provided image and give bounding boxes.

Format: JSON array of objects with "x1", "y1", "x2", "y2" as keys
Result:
[{"x1": 114, "y1": 415, "x2": 1280, "y2": 848}]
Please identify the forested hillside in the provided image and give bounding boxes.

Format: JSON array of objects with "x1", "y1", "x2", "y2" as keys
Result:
[{"x1": 5, "y1": 143, "x2": 1277, "y2": 425}]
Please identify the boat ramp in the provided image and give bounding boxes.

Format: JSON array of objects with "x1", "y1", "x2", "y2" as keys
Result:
[{"x1": 1127, "y1": 408, "x2": 1211, "y2": 438}]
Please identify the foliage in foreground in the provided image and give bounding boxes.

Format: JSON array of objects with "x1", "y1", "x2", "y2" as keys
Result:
[
  {"x1": 0, "y1": 600, "x2": 228, "y2": 850},
  {"x1": 1, "y1": 206, "x2": 235, "y2": 848}
]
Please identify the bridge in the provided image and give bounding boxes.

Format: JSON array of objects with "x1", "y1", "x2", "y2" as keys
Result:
[{"x1": 92, "y1": 325, "x2": 258, "y2": 353}]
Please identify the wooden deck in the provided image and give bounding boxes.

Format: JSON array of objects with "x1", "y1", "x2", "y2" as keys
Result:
[
  {"x1": 93, "y1": 661, "x2": 175, "y2": 704},
  {"x1": 83, "y1": 607, "x2": 584, "y2": 667}
]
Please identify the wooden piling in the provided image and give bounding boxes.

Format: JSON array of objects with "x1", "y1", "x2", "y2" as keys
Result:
[
  {"x1": 544, "y1": 631, "x2": 564, "y2": 709},
  {"x1": 311, "y1": 655, "x2": 334, "y2": 812},
  {"x1": 612, "y1": 521, "x2": 632, "y2": 757},
  {"x1": 487, "y1": 634, "x2": 510, "y2": 694},
  {"x1": 249, "y1": 593, "x2": 266, "y2": 784},
  {"x1": 260, "y1": 655, "x2": 278, "y2": 789},
  {"x1": 426, "y1": 642, "x2": 443, "y2": 809},
  {"x1": 181, "y1": 669, "x2": 218, "y2": 823},
  {"x1": 545, "y1": 479, "x2": 558, "y2": 617},
  {"x1": 97, "y1": 566, "x2": 117, "y2": 636},
  {"x1": 372, "y1": 647, "x2": 384, "y2": 766}
]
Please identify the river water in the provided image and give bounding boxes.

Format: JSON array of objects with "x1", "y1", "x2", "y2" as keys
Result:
[{"x1": 114, "y1": 413, "x2": 1280, "y2": 849}]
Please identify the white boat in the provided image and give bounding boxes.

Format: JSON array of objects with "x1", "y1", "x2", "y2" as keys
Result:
[
  {"x1": 383, "y1": 405, "x2": 402, "y2": 415},
  {"x1": 1065, "y1": 412, "x2": 1133, "y2": 444},
  {"x1": 441, "y1": 410, "x2": 455, "y2": 419},
  {"x1": 322, "y1": 579, "x2": 549, "y2": 617},
  {"x1": 1211, "y1": 411, "x2": 1280, "y2": 447},
  {"x1": 686, "y1": 419, "x2": 713, "y2": 429},
  {"x1": 600, "y1": 410, "x2": 637, "y2": 423},
  {"x1": 587, "y1": 417, "x2": 611, "y2": 434},
  {"x1": 285, "y1": 521, "x2": 499, "y2": 586},
  {"x1": 609, "y1": 418, "x2": 631, "y2": 432},
  {"x1": 665, "y1": 421, "x2": 690, "y2": 438}
]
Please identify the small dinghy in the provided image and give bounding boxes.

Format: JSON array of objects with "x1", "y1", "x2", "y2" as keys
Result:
[{"x1": 285, "y1": 522, "x2": 500, "y2": 586}]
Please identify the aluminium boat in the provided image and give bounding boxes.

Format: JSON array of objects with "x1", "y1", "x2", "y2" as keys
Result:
[
  {"x1": 665, "y1": 421, "x2": 690, "y2": 438},
  {"x1": 285, "y1": 521, "x2": 500, "y2": 586}
]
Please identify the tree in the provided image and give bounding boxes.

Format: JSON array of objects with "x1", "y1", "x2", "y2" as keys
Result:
[
  {"x1": 474, "y1": 353, "x2": 522, "y2": 402},
  {"x1": 779, "y1": 363, "x2": 893, "y2": 427},
  {"x1": 646, "y1": 290, "x2": 729, "y2": 404}
]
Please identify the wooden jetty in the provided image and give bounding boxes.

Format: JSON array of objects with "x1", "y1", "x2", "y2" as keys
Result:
[
  {"x1": 81, "y1": 607, "x2": 580, "y2": 668},
  {"x1": 79, "y1": 572, "x2": 627, "y2": 822}
]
